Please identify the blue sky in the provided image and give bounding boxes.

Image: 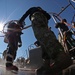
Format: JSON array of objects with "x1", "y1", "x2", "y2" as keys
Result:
[{"x1": 0, "y1": 0, "x2": 75, "y2": 59}]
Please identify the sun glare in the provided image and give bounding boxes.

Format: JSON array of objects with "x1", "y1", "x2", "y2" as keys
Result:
[
  {"x1": 0, "y1": 22, "x2": 4, "y2": 31},
  {"x1": 71, "y1": 0, "x2": 75, "y2": 3}
]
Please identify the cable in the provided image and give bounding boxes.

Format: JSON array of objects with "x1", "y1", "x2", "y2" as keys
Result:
[{"x1": 71, "y1": 13, "x2": 75, "y2": 23}]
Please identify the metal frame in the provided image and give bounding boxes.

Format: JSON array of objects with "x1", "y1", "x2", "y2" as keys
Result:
[{"x1": 58, "y1": 0, "x2": 75, "y2": 16}]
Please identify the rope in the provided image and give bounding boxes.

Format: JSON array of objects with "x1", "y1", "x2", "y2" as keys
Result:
[
  {"x1": 0, "y1": 25, "x2": 32, "y2": 37},
  {"x1": 3, "y1": 25, "x2": 32, "y2": 33}
]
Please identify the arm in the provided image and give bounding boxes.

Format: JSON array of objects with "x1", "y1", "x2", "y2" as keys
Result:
[
  {"x1": 55, "y1": 23, "x2": 61, "y2": 28},
  {"x1": 18, "y1": 8, "x2": 33, "y2": 24},
  {"x1": 18, "y1": 7, "x2": 34, "y2": 28}
]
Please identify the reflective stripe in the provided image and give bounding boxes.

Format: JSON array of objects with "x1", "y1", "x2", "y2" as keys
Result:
[
  {"x1": 6, "y1": 54, "x2": 13, "y2": 59},
  {"x1": 6, "y1": 54, "x2": 14, "y2": 64},
  {"x1": 31, "y1": 17, "x2": 34, "y2": 21},
  {"x1": 6, "y1": 61, "x2": 13, "y2": 64}
]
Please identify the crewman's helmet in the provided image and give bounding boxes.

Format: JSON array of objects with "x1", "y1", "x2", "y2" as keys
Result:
[{"x1": 3, "y1": 20, "x2": 25, "y2": 33}]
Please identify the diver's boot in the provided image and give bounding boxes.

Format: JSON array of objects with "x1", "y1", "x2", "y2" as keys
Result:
[{"x1": 6, "y1": 65, "x2": 18, "y2": 71}]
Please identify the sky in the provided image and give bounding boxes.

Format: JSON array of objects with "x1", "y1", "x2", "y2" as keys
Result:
[{"x1": 0, "y1": 0, "x2": 75, "y2": 59}]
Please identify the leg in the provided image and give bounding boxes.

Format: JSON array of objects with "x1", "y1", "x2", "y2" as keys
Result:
[{"x1": 6, "y1": 33, "x2": 18, "y2": 71}]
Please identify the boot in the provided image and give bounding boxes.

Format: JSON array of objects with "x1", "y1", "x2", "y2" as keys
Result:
[
  {"x1": 37, "y1": 59, "x2": 52, "y2": 75},
  {"x1": 6, "y1": 65, "x2": 18, "y2": 72},
  {"x1": 50, "y1": 51, "x2": 73, "y2": 74}
]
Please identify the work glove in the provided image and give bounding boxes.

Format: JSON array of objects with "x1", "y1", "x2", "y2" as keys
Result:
[
  {"x1": 19, "y1": 21, "x2": 25, "y2": 28},
  {"x1": 18, "y1": 42, "x2": 22, "y2": 47}
]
